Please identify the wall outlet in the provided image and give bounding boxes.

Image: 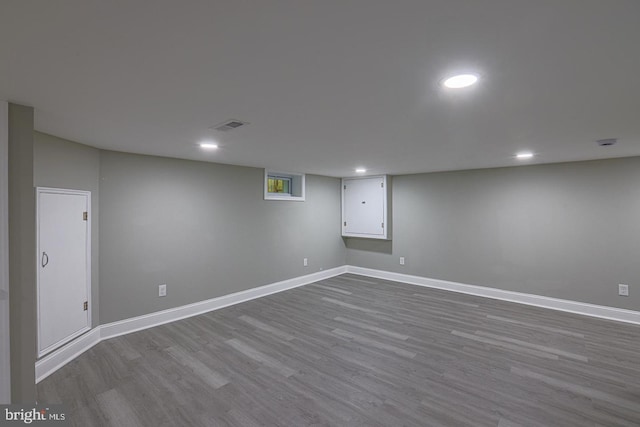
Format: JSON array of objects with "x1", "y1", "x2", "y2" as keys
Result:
[
  {"x1": 159, "y1": 284, "x2": 167, "y2": 297},
  {"x1": 618, "y1": 284, "x2": 629, "y2": 296},
  {"x1": 399, "y1": 257, "x2": 405, "y2": 265},
  {"x1": 303, "y1": 257, "x2": 308, "y2": 267}
]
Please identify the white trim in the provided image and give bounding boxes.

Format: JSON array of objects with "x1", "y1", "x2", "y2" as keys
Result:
[
  {"x1": 36, "y1": 187, "x2": 92, "y2": 358},
  {"x1": 0, "y1": 100, "x2": 10, "y2": 404},
  {"x1": 35, "y1": 266, "x2": 347, "y2": 383},
  {"x1": 341, "y1": 175, "x2": 389, "y2": 240},
  {"x1": 101, "y1": 266, "x2": 345, "y2": 340},
  {"x1": 35, "y1": 264, "x2": 640, "y2": 383},
  {"x1": 35, "y1": 328, "x2": 101, "y2": 383},
  {"x1": 346, "y1": 266, "x2": 640, "y2": 326}
]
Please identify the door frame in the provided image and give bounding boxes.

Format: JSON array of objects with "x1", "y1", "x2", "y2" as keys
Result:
[{"x1": 36, "y1": 187, "x2": 92, "y2": 357}]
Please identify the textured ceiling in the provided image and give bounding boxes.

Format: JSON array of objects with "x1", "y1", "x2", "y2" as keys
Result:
[{"x1": 1, "y1": 0, "x2": 639, "y2": 177}]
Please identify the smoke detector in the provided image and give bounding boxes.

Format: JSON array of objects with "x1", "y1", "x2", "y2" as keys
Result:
[
  {"x1": 597, "y1": 138, "x2": 617, "y2": 146},
  {"x1": 211, "y1": 119, "x2": 249, "y2": 132}
]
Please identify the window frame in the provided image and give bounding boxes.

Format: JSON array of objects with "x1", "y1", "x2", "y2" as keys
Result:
[{"x1": 264, "y1": 170, "x2": 305, "y2": 201}]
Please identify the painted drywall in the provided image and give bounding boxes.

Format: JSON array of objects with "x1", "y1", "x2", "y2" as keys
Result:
[
  {"x1": 99, "y1": 151, "x2": 345, "y2": 323},
  {"x1": 33, "y1": 132, "x2": 100, "y2": 327},
  {"x1": 8, "y1": 103, "x2": 36, "y2": 402},
  {"x1": 346, "y1": 157, "x2": 640, "y2": 311},
  {"x1": 0, "y1": 101, "x2": 10, "y2": 404}
]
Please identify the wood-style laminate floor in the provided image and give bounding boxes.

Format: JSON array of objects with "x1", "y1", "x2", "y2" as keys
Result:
[{"x1": 38, "y1": 274, "x2": 640, "y2": 426}]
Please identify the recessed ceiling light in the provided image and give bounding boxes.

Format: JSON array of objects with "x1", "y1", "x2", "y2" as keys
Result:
[
  {"x1": 199, "y1": 142, "x2": 219, "y2": 149},
  {"x1": 515, "y1": 152, "x2": 534, "y2": 160},
  {"x1": 355, "y1": 168, "x2": 367, "y2": 173},
  {"x1": 442, "y1": 74, "x2": 478, "y2": 89}
]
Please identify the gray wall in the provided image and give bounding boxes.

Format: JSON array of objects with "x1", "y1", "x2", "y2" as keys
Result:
[
  {"x1": 8, "y1": 103, "x2": 36, "y2": 402},
  {"x1": 347, "y1": 157, "x2": 640, "y2": 311},
  {"x1": 29, "y1": 131, "x2": 640, "y2": 334},
  {"x1": 0, "y1": 101, "x2": 10, "y2": 404},
  {"x1": 99, "y1": 151, "x2": 344, "y2": 323},
  {"x1": 33, "y1": 132, "x2": 101, "y2": 327}
]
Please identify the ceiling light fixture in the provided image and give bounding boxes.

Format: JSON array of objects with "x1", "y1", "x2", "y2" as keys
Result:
[
  {"x1": 199, "y1": 142, "x2": 219, "y2": 149},
  {"x1": 515, "y1": 152, "x2": 534, "y2": 160},
  {"x1": 442, "y1": 74, "x2": 478, "y2": 89},
  {"x1": 355, "y1": 168, "x2": 367, "y2": 173}
]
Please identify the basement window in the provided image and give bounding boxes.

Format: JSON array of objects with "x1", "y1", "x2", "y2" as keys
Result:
[{"x1": 264, "y1": 170, "x2": 305, "y2": 201}]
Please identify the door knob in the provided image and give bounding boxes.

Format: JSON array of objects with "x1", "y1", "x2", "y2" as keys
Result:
[{"x1": 42, "y1": 252, "x2": 49, "y2": 268}]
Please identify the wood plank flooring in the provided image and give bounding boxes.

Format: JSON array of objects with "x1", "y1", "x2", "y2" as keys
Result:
[{"x1": 37, "y1": 274, "x2": 640, "y2": 426}]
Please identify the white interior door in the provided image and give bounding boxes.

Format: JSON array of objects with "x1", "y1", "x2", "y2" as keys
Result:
[
  {"x1": 37, "y1": 188, "x2": 91, "y2": 357},
  {"x1": 344, "y1": 176, "x2": 385, "y2": 235}
]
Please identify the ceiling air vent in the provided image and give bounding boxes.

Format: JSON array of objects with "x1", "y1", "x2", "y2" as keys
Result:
[
  {"x1": 596, "y1": 138, "x2": 617, "y2": 146},
  {"x1": 212, "y1": 119, "x2": 248, "y2": 132}
]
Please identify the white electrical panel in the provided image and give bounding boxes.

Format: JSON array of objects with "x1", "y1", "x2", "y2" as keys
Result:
[{"x1": 342, "y1": 175, "x2": 390, "y2": 239}]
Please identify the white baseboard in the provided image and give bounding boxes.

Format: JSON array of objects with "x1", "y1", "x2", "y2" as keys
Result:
[
  {"x1": 36, "y1": 264, "x2": 640, "y2": 383},
  {"x1": 35, "y1": 327, "x2": 101, "y2": 383},
  {"x1": 36, "y1": 266, "x2": 347, "y2": 383},
  {"x1": 100, "y1": 266, "x2": 347, "y2": 340},
  {"x1": 346, "y1": 266, "x2": 640, "y2": 326}
]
